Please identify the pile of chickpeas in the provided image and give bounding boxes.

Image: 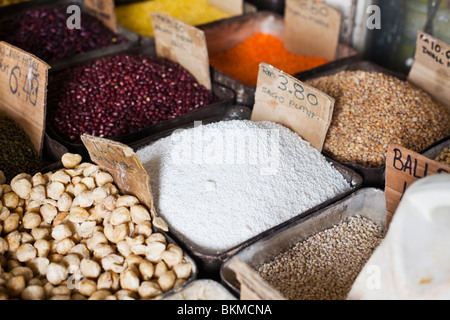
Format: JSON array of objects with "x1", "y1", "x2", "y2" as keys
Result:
[{"x1": 0, "y1": 153, "x2": 192, "y2": 300}]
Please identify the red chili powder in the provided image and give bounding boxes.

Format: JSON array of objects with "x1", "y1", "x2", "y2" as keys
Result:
[{"x1": 209, "y1": 32, "x2": 329, "y2": 87}]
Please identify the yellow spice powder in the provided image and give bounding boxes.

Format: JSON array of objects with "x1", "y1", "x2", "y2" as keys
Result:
[{"x1": 115, "y1": 0, "x2": 232, "y2": 37}]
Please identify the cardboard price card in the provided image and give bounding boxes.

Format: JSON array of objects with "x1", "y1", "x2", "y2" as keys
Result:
[
  {"x1": 0, "y1": 42, "x2": 50, "y2": 155},
  {"x1": 208, "y1": 0, "x2": 243, "y2": 16},
  {"x1": 84, "y1": 0, "x2": 118, "y2": 34},
  {"x1": 228, "y1": 259, "x2": 286, "y2": 300},
  {"x1": 151, "y1": 12, "x2": 212, "y2": 90},
  {"x1": 385, "y1": 144, "x2": 450, "y2": 227},
  {"x1": 251, "y1": 63, "x2": 334, "y2": 152},
  {"x1": 284, "y1": 0, "x2": 341, "y2": 61},
  {"x1": 80, "y1": 134, "x2": 162, "y2": 225},
  {"x1": 408, "y1": 31, "x2": 450, "y2": 110}
]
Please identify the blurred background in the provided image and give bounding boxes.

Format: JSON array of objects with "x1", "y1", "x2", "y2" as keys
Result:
[{"x1": 246, "y1": 0, "x2": 450, "y2": 75}]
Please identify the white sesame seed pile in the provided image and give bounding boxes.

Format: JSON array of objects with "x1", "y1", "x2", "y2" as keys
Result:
[{"x1": 257, "y1": 215, "x2": 383, "y2": 300}]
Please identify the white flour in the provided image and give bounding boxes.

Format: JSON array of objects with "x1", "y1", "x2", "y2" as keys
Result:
[{"x1": 137, "y1": 120, "x2": 351, "y2": 254}]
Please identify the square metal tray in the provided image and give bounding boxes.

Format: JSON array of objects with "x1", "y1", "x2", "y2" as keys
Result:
[
  {"x1": 45, "y1": 45, "x2": 236, "y2": 158},
  {"x1": 422, "y1": 136, "x2": 450, "y2": 161},
  {"x1": 220, "y1": 187, "x2": 387, "y2": 297},
  {"x1": 198, "y1": 11, "x2": 358, "y2": 107},
  {"x1": 295, "y1": 59, "x2": 449, "y2": 189},
  {"x1": 0, "y1": 0, "x2": 140, "y2": 70},
  {"x1": 130, "y1": 110, "x2": 363, "y2": 280}
]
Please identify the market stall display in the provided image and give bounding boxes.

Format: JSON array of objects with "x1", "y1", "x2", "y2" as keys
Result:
[
  {"x1": 136, "y1": 119, "x2": 362, "y2": 275},
  {"x1": 0, "y1": 153, "x2": 197, "y2": 300},
  {"x1": 0, "y1": 115, "x2": 45, "y2": 183},
  {"x1": 115, "y1": 0, "x2": 233, "y2": 38},
  {"x1": 48, "y1": 54, "x2": 214, "y2": 143},
  {"x1": 46, "y1": 50, "x2": 235, "y2": 155},
  {"x1": 0, "y1": 0, "x2": 449, "y2": 302},
  {"x1": 220, "y1": 188, "x2": 387, "y2": 300},
  {"x1": 306, "y1": 70, "x2": 450, "y2": 169}
]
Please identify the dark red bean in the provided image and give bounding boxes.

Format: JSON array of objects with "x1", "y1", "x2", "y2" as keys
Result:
[
  {"x1": 0, "y1": 6, "x2": 125, "y2": 62},
  {"x1": 48, "y1": 54, "x2": 215, "y2": 143}
]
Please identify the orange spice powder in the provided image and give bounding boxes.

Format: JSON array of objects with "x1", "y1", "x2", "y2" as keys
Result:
[{"x1": 209, "y1": 32, "x2": 329, "y2": 87}]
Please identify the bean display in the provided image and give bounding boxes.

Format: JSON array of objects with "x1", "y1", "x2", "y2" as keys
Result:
[
  {"x1": 0, "y1": 6, "x2": 125, "y2": 62},
  {"x1": 47, "y1": 54, "x2": 214, "y2": 143},
  {"x1": 0, "y1": 153, "x2": 193, "y2": 300}
]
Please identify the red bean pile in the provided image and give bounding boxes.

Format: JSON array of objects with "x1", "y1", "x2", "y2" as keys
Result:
[
  {"x1": 0, "y1": 6, "x2": 125, "y2": 62},
  {"x1": 48, "y1": 54, "x2": 215, "y2": 142}
]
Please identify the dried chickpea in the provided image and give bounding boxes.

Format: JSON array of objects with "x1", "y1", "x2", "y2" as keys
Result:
[
  {"x1": 40, "y1": 203, "x2": 58, "y2": 224},
  {"x1": 46, "y1": 181, "x2": 65, "y2": 200},
  {"x1": 21, "y1": 285, "x2": 45, "y2": 300},
  {"x1": 7, "y1": 275, "x2": 26, "y2": 297},
  {"x1": 0, "y1": 153, "x2": 192, "y2": 300},
  {"x1": 50, "y1": 170, "x2": 71, "y2": 185},
  {"x1": 139, "y1": 260, "x2": 154, "y2": 281},
  {"x1": 139, "y1": 281, "x2": 162, "y2": 299},
  {"x1": 61, "y1": 153, "x2": 82, "y2": 169},
  {"x1": 158, "y1": 270, "x2": 176, "y2": 292},
  {"x1": 10, "y1": 175, "x2": 32, "y2": 200},
  {"x1": 80, "y1": 259, "x2": 101, "y2": 279},
  {"x1": 16, "y1": 243, "x2": 37, "y2": 262},
  {"x1": 77, "y1": 279, "x2": 97, "y2": 297},
  {"x1": 130, "y1": 205, "x2": 150, "y2": 224},
  {"x1": 120, "y1": 268, "x2": 140, "y2": 292}
]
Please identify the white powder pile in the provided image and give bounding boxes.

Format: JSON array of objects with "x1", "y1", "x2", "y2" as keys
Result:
[{"x1": 137, "y1": 120, "x2": 351, "y2": 254}]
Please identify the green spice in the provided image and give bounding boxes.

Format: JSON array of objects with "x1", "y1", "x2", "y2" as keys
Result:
[{"x1": 0, "y1": 115, "x2": 43, "y2": 182}]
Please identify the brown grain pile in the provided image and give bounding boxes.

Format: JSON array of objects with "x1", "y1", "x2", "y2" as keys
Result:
[{"x1": 306, "y1": 71, "x2": 450, "y2": 168}]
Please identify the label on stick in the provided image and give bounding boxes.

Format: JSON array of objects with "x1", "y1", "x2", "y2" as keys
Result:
[
  {"x1": 0, "y1": 42, "x2": 50, "y2": 155},
  {"x1": 385, "y1": 144, "x2": 449, "y2": 227},
  {"x1": 251, "y1": 63, "x2": 334, "y2": 152},
  {"x1": 151, "y1": 12, "x2": 212, "y2": 90},
  {"x1": 84, "y1": 0, "x2": 119, "y2": 34},
  {"x1": 208, "y1": 0, "x2": 243, "y2": 15},
  {"x1": 408, "y1": 31, "x2": 450, "y2": 110},
  {"x1": 284, "y1": 0, "x2": 341, "y2": 61},
  {"x1": 81, "y1": 134, "x2": 159, "y2": 223}
]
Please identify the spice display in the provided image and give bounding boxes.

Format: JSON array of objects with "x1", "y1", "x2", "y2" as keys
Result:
[
  {"x1": 0, "y1": 115, "x2": 43, "y2": 183},
  {"x1": 257, "y1": 215, "x2": 383, "y2": 300},
  {"x1": 306, "y1": 71, "x2": 450, "y2": 168},
  {"x1": 0, "y1": 153, "x2": 193, "y2": 300},
  {"x1": 0, "y1": 6, "x2": 125, "y2": 62},
  {"x1": 137, "y1": 120, "x2": 351, "y2": 253},
  {"x1": 209, "y1": 33, "x2": 329, "y2": 87},
  {"x1": 115, "y1": 0, "x2": 232, "y2": 37},
  {"x1": 164, "y1": 280, "x2": 236, "y2": 300},
  {"x1": 48, "y1": 54, "x2": 214, "y2": 143},
  {"x1": 435, "y1": 148, "x2": 450, "y2": 167}
]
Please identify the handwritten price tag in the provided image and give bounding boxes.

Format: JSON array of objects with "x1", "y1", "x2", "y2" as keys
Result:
[
  {"x1": 81, "y1": 134, "x2": 158, "y2": 221},
  {"x1": 284, "y1": 0, "x2": 341, "y2": 61},
  {"x1": 0, "y1": 42, "x2": 50, "y2": 155},
  {"x1": 408, "y1": 31, "x2": 450, "y2": 110},
  {"x1": 151, "y1": 12, "x2": 211, "y2": 90},
  {"x1": 251, "y1": 63, "x2": 334, "y2": 151},
  {"x1": 385, "y1": 144, "x2": 449, "y2": 227},
  {"x1": 84, "y1": 0, "x2": 118, "y2": 34},
  {"x1": 208, "y1": 0, "x2": 243, "y2": 15}
]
